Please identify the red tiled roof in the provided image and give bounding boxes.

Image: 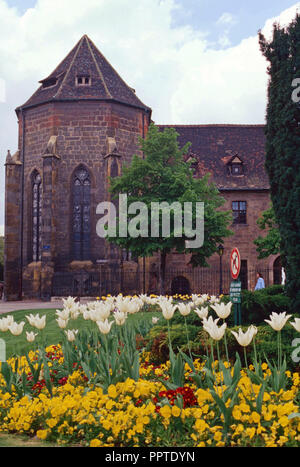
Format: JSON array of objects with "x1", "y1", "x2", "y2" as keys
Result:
[
  {"x1": 158, "y1": 124, "x2": 269, "y2": 190},
  {"x1": 16, "y1": 35, "x2": 151, "y2": 113}
]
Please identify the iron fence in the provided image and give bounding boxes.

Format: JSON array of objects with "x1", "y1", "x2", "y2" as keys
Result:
[{"x1": 51, "y1": 266, "x2": 282, "y2": 298}]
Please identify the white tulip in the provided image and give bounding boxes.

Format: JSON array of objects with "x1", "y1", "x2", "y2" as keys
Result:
[
  {"x1": 152, "y1": 317, "x2": 159, "y2": 324},
  {"x1": 203, "y1": 316, "x2": 226, "y2": 341},
  {"x1": 115, "y1": 296, "x2": 132, "y2": 314},
  {"x1": 160, "y1": 302, "x2": 177, "y2": 320},
  {"x1": 33, "y1": 315, "x2": 46, "y2": 330},
  {"x1": 209, "y1": 295, "x2": 219, "y2": 304},
  {"x1": 210, "y1": 302, "x2": 232, "y2": 319},
  {"x1": 55, "y1": 308, "x2": 70, "y2": 321},
  {"x1": 264, "y1": 312, "x2": 292, "y2": 331},
  {"x1": 194, "y1": 306, "x2": 209, "y2": 320},
  {"x1": 0, "y1": 316, "x2": 14, "y2": 332},
  {"x1": 82, "y1": 309, "x2": 92, "y2": 320},
  {"x1": 8, "y1": 321, "x2": 25, "y2": 336},
  {"x1": 126, "y1": 301, "x2": 141, "y2": 314},
  {"x1": 202, "y1": 315, "x2": 217, "y2": 332},
  {"x1": 56, "y1": 317, "x2": 69, "y2": 329},
  {"x1": 114, "y1": 310, "x2": 127, "y2": 326},
  {"x1": 139, "y1": 294, "x2": 148, "y2": 303},
  {"x1": 62, "y1": 296, "x2": 77, "y2": 308},
  {"x1": 231, "y1": 326, "x2": 257, "y2": 347},
  {"x1": 201, "y1": 294, "x2": 209, "y2": 301},
  {"x1": 26, "y1": 313, "x2": 46, "y2": 330},
  {"x1": 97, "y1": 319, "x2": 114, "y2": 335},
  {"x1": 26, "y1": 331, "x2": 38, "y2": 343},
  {"x1": 69, "y1": 304, "x2": 80, "y2": 320},
  {"x1": 191, "y1": 295, "x2": 206, "y2": 306},
  {"x1": 65, "y1": 329, "x2": 78, "y2": 342},
  {"x1": 79, "y1": 304, "x2": 88, "y2": 315},
  {"x1": 177, "y1": 302, "x2": 192, "y2": 316},
  {"x1": 290, "y1": 318, "x2": 300, "y2": 332}
]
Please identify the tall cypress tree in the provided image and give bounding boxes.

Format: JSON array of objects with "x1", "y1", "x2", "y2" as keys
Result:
[{"x1": 259, "y1": 15, "x2": 300, "y2": 312}]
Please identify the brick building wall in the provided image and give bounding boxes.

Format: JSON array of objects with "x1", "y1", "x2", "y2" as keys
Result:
[{"x1": 4, "y1": 35, "x2": 279, "y2": 300}]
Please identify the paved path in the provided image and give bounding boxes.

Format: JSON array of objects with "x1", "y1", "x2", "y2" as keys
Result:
[{"x1": 0, "y1": 300, "x2": 63, "y2": 314}]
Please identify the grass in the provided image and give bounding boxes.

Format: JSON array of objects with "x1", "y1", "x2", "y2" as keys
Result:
[
  {"x1": 0, "y1": 433, "x2": 56, "y2": 447},
  {"x1": 0, "y1": 307, "x2": 160, "y2": 358}
]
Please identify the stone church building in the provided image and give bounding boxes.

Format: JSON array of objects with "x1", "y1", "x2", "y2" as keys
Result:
[{"x1": 4, "y1": 35, "x2": 280, "y2": 301}]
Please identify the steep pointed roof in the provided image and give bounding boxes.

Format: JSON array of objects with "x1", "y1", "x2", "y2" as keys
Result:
[{"x1": 16, "y1": 35, "x2": 151, "y2": 113}]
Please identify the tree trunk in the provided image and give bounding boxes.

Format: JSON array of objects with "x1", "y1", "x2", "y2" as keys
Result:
[{"x1": 159, "y1": 250, "x2": 167, "y2": 295}]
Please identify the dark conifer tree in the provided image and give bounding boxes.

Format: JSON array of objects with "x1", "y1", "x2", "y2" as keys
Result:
[{"x1": 259, "y1": 15, "x2": 300, "y2": 312}]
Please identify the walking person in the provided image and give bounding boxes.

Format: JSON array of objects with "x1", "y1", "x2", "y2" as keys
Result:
[{"x1": 254, "y1": 272, "x2": 265, "y2": 291}]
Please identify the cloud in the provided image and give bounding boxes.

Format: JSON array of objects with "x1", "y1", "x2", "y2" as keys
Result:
[
  {"x1": 0, "y1": 78, "x2": 5, "y2": 102},
  {"x1": 216, "y1": 12, "x2": 237, "y2": 27},
  {"x1": 0, "y1": 0, "x2": 300, "y2": 228}
]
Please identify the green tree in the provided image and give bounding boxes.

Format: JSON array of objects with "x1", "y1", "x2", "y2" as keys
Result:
[
  {"x1": 105, "y1": 124, "x2": 233, "y2": 293},
  {"x1": 259, "y1": 15, "x2": 300, "y2": 312},
  {"x1": 254, "y1": 204, "x2": 281, "y2": 259}
]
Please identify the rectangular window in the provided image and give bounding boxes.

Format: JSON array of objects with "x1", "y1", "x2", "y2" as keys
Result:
[
  {"x1": 76, "y1": 75, "x2": 91, "y2": 86},
  {"x1": 232, "y1": 201, "x2": 247, "y2": 224}
]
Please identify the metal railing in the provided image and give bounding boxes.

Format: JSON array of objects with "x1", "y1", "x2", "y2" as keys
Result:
[{"x1": 51, "y1": 267, "x2": 282, "y2": 298}]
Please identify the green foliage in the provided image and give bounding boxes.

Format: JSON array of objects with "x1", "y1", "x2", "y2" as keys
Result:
[
  {"x1": 106, "y1": 124, "x2": 233, "y2": 292},
  {"x1": 254, "y1": 204, "x2": 281, "y2": 259},
  {"x1": 144, "y1": 319, "x2": 299, "y2": 371},
  {"x1": 259, "y1": 16, "x2": 300, "y2": 312},
  {"x1": 241, "y1": 286, "x2": 291, "y2": 325}
]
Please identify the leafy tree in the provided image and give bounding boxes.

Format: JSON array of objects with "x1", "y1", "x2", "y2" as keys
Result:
[
  {"x1": 104, "y1": 124, "x2": 232, "y2": 293},
  {"x1": 254, "y1": 204, "x2": 281, "y2": 259},
  {"x1": 259, "y1": 15, "x2": 300, "y2": 312}
]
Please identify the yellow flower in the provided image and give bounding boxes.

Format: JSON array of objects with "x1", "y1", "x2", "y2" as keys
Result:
[
  {"x1": 232, "y1": 407, "x2": 242, "y2": 420},
  {"x1": 36, "y1": 429, "x2": 48, "y2": 440},
  {"x1": 90, "y1": 439, "x2": 101, "y2": 447},
  {"x1": 214, "y1": 431, "x2": 223, "y2": 442},
  {"x1": 278, "y1": 416, "x2": 289, "y2": 428},
  {"x1": 240, "y1": 403, "x2": 250, "y2": 413},
  {"x1": 160, "y1": 405, "x2": 172, "y2": 419},
  {"x1": 107, "y1": 385, "x2": 117, "y2": 399},
  {"x1": 46, "y1": 418, "x2": 58, "y2": 428},
  {"x1": 245, "y1": 427, "x2": 256, "y2": 440},
  {"x1": 194, "y1": 419, "x2": 208, "y2": 433},
  {"x1": 171, "y1": 405, "x2": 181, "y2": 417},
  {"x1": 250, "y1": 412, "x2": 260, "y2": 424}
]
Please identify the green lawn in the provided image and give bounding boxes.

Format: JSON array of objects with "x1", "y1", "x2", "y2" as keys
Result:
[
  {"x1": 0, "y1": 433, "x2": 56, "y2": 447},
  {"x1": 0, "y1": 308, "x2": 159, "y2": 358}
]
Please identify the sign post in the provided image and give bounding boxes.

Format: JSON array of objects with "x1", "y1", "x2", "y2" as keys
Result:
[{"x1": 230, "y1": 248, "x2": 242, "y2": 325}]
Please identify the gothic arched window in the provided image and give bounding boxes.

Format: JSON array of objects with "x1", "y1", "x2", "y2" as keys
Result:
[
  {"x1": 110, "y1": 157, "x2": 119, "y2": 178},
  {"x1": 32, "y1": 171, "x2": 42, "y2": 262},
  {"x1": 72, "y1": 166, "x2": 91, "y2": 260}
]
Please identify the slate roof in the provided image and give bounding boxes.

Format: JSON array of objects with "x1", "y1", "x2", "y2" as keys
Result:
[
  {"x1": 16, "y1": 35, "x2": 151, "y2": 113},
  {"x1": 158, "y1": 124, "x2": 269, "y2": 191}
]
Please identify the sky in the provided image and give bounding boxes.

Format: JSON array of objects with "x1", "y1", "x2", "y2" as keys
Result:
[{"x1": 0, "y1": 0, "x2": 300, "y2": 235}]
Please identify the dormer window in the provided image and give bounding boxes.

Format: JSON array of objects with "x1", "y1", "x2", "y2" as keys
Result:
[
  {"x1": 76, "y1": 75, "x2": 91, "y2": 86},
  {"x1": 228, "y1": 155, "x2": 244, "y2": 176},
  {"x1": 231, "y1": 163, "x2": 243, "y2": 175},
  {"x1": 41, "y1": 77, "x2": 58, "y2": 89}
]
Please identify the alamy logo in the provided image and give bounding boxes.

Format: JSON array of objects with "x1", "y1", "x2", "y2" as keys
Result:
[
  {"x1": 96, "y1": 195, "x2": 204, "y2": 249},
  {"x1": 0, "y1": 339, "x2": 6, "y2": 363},
  {"x1": 291, "y1": 338, "x2": 300, "y2": 363},
  {"x1": 291, "y1": 78, "x2": 300, "y2": 103}
]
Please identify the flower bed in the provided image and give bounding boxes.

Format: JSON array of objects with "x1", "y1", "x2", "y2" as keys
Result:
[
  {"x1": 0, "y1": 347, "x2": 299, "y2": 447},
  {"x1": 0, "y1": 294, "x2": 299, "y2": 447}
]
